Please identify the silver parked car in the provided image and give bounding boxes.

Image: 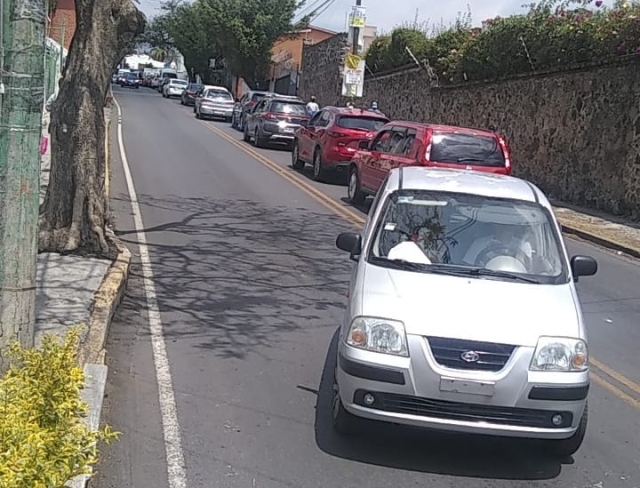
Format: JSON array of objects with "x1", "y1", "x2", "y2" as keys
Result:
[
  {"x1": 194, "y1": 87, "x2": 234, "y2": 121},
  {"x1": 333, "y1": 167, "x2": 598, "y2": 458},
  {"x1": 163, "y1": 78, "x2": 188, "y2": 98}
]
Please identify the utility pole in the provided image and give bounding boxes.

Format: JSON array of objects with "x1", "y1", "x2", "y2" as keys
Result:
[
  {"x1": 351, "y1": 0, "x2": 362, "y2": 55},
  {"x1": 0, "y1": 0, "x2": 47, "y2": 352}
]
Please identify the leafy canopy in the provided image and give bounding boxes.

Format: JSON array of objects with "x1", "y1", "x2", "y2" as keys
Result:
[{"x1": 144, "y1": 0, "x2": 308, "y2": 86}]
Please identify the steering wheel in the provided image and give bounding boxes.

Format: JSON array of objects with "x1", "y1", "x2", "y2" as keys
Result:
[{"x1": 474, "y1": 243, "x2": 529, "y2": 270}]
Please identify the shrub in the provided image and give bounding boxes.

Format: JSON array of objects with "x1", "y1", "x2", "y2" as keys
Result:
[
  {"x1": 0, "y1": 329, "x2": 118, "y2": 488},
  {"x1": 365, "y1": 0, "x2": 640, "y2": 82}
]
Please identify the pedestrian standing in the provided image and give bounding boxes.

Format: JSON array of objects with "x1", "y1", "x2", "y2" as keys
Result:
[
  {"x1": 369, "y1": 101, "x2": 380, "y2": 112},
  {"x1": 306, "y1": 96, "x2": 320, "y2": 117}
]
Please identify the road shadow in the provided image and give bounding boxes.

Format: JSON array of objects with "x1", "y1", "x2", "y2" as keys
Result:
[
  {"x1": 313, "y1": 330, "x2": 566, "y2": 481},
  {"x1": 113, "y1": 195, "x2": 353, "y2": 360}
]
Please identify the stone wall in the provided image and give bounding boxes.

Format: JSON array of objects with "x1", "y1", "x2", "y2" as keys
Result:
[
  {"x1": 299, "y1": 36, "x2": 640, "y2": 220},
  {"x1": 300, "y1": 33, "x2": 348, "y2": 103}
]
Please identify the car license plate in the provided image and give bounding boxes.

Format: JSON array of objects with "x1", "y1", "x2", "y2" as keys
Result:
[
  {"x1": 439, "y1": 377, "x2": 495, "y2": 397},
  {"x1": 283, "y1": 127, "x2": 294, "y2": 133}
]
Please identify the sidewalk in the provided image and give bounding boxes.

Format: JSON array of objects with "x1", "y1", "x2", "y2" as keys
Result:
[{"x1": 36, "y1": 110, "x2": 130, "y2": 488}]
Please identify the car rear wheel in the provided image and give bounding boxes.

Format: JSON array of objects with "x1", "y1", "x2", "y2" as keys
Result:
[
  {"x1": 545, "y1": 403, "x2": 588, "y2": 459},
  {"x1": 312, "y1": 149, "x2": 325, "y2": 182},
  {"x1": 291, "y1": 141, "x2": 305, "y2": 170},
  {"x1": 347, "y1": 166, "x2": 366, "y2": 205},
  {"x1": 254, "y1": 128, "x2": 267, "y2": 148},
  {"x1": 332, "y1": 367, "x2": 358, "y2": 435}
]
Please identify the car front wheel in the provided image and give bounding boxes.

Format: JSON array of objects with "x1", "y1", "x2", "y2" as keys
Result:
[
  {"x1": 347, "y1": 166, "x2": 366, "y2": 205},
  {"x1": 332, "y1": 368, "x2": 358, "y2": 435},
  {"x1": 545, "y1": 403, "x2": 588, "y2": 459},
  {"x1": 291, "y1": 141, "x2": 305, "y2": 170}
]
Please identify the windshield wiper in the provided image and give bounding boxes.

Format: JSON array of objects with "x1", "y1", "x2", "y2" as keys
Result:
[{"x1": 452, "y1": 266, "x2": 540, "y2": 284}]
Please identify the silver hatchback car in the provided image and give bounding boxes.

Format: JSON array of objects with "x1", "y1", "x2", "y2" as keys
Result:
[{"x1": 334, "y1": 167, "x2": 598, "y2": 458}]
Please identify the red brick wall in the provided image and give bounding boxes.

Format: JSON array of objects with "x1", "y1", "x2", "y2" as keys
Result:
[{"x1": 48, "y1": 0, "x2": 76, "y2": 50}]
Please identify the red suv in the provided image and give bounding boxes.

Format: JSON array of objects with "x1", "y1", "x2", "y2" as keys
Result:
[
  {"x1": 348, "y1": 122, "x2": 512, "y2": 204},
  {"x1": 292, "y1": 107, "x2": 389, "y2": 181}
]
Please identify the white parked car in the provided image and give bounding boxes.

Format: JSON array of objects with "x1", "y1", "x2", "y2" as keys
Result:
[
  {"x1": 333, "y1": 167, "x2": 598, "y2": 458},
  {"x1": 162, "y1": 79, "x2": 188, "y2": 98}
]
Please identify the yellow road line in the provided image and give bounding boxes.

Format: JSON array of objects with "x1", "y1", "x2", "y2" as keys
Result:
[
  {"x1": 591, "y1": 358, "x2": 640, "y2": 395},
  {"x1": 178, "y1": 104, "x2": 640, "y2": 411},
  {"x1": 590, "y1": 372, "x2": 640, "y2": 409}
]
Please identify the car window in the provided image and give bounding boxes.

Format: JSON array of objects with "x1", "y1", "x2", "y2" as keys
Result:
[
  {"x1": 429, "y1": 132, "x2": 505, "y2": 167},
  {"x1": 253, "y1": 100, "x2": 267, "y2": 112},
  {"x1": 189, "y1": 83, "x2": 203, "y2": 91},
  {"x1": 387, "y1": 130, "x2": 406, "y2": 154},
  {"x1": 336, "y1": 116, "x2": 388, "y2": 131},
  {"x1": 308, "y1": 111, "x2": 323, "y2": 126},
  {"x1": 251, "y1": 93, "x2": 266, "y2": 103},
  {"x1": 394, "y1": 129, "x2": 417, "y2": 156},
  {"x1": 205, "y1": 89, "x2": 232, "y2": 100},
  {"x1": 371, "y1": 130, "x2": 392, "y2": 152},
  {"x1": 162, "y1": 73, "x2": 177, "y2": 79},
  {"x1": 368, "y1": 190, "x2": 567, "y2": 284},
  {"x1": 269, "y1": 102, "x2": 306, "y2": 115}
]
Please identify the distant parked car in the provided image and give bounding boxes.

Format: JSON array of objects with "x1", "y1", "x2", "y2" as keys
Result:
[
  {"x1": 194, "y1": 87, "x2": 234, "y2": 121},
  {"x1": 292, "y1": 106, "x2": 389, "y2": 182},
  {"x1": 120, "y1": 73, "x2": 140, "y2": 89},
  {"x1": 347, "y1": 122, "x2": 513, "y2": 205},
  {"x1": 163, "y1": 78, "x2": 188, "y2": 98},
  {"x1": 181, "y1": 83, "x2": 203, "y2": 106},
  {"x1": 243, "y1": 96, "x2": 310, "y2": 148},
  {"x1": 231, "y1": 90, "x2": 273, "y2": 130}
]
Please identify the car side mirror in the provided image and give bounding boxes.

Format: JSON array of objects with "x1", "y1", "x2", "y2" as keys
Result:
[
  {"x1": 570, "y1": 255, "x2": 597, "y2": 282},
  {"x1": 358, "y1": 140, "x2": 370, "y2": 150},
  {"x1": 336, "y1": 232, "x2": 362, "y2": 261}
]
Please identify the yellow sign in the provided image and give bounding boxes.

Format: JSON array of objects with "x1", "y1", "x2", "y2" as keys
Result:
[{"x1": 344, "y1": 53, "x2": 361, "y2": 70}]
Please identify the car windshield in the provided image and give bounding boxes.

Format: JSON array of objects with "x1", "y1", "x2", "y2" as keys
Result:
[
  {"x1": 163, "y1": 73, "x2": 177, "y2": 79},
  {"x1": 270, "y1": 102, "x2": 306, "y2": 114},
  {"x1": 430, "y1": 132, "x2": 505, "y2": 167},
  {"x1": 251, "y1": 93, "x2": 267, "y2": 103},
  {"x1": 206, "y1": 90, "x2": 232, "y2": 100},
  {"x1": 337, "y1": 115, "x2": 388, "y2": 131},
  {"x1": 189, "y1": 83, "x2": 203, "y2": 91},
  {"x1": 368, "y1": 190, "x2": 567, "y2": 284}
]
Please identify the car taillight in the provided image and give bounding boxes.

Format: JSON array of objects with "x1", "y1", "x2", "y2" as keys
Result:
[
  {"x1": 499, "y1": 137, "x2": 511, "y2": 171},
  {"x1": 327, "y1": 130, "x2": 347, "y2": 138}
]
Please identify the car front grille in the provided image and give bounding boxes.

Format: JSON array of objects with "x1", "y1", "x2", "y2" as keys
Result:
[
  {"x1": 427, "y1": 337, "x2": 516, "y2": 372},
  {"x1": 353, "y1": 390, "x2": 573, "y2": 429}
]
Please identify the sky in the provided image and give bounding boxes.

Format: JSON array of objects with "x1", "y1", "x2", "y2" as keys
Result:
[{"x1": 136, "y1": 0, "x2": 613, "y2": 34}]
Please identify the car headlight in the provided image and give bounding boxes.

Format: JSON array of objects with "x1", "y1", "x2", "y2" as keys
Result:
[
  {"x1": 346, "y1": 317, "x2": 408, "y2": 357},
  {"x1": 530, "y1": 337, "x2": 588, "y2": 372}
]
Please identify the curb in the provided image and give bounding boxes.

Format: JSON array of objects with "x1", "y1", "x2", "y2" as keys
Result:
[
  {"x1": 555, "y1": 217, "x2": 640, "y2": 260},
  {"x1": 77, "y1": 229, "x2": 131, "y2": 365}
]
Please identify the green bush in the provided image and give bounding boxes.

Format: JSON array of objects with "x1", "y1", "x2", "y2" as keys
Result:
[
  {"x1": 364, "y1": 0, "x2": 640, "y2": 82},
  {"x1": 0, "y1": 329, "x2": 118, "y2": 488}
]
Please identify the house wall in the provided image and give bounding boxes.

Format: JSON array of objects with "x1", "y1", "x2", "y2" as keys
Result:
[{"x1": 48, "y1": 0, "x2": 76, "y2": 50}]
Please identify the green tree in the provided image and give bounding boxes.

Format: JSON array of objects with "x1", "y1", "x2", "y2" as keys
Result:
[
  {"x1": 158, "y1": 0, "x2": 308, "y2": 87},
  {"x1": 39, "y1": 0, "x2": 145, "y2": 253}
]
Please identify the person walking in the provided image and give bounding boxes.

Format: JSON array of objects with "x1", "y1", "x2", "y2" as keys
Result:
[{"x1": 306, "y1": 95, "x2": 320, "y2": 116}]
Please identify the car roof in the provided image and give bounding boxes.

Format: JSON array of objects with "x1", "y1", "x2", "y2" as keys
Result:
[
  {"x1": 385, "y1": 167, "x2": 550, "y2": 207},
  {"x1": 324, "y1": 106, "x2": 389, "y2": 118},
  {"x1": 204, "y1": 85, "x2": 229, "y2": 91},
  {"x1": 267, "y1": 97, "x2": 304, "y2": 103},
  {"x1": 385, "y1": 121, "x2": 499, "y2": 137}
]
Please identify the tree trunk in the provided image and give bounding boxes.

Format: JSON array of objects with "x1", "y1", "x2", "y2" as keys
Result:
[
  {"x1": 39, "y1": 0, "x2": 145, "y2": 254},
  {"x1": 0, "y1": 0, "x2": 47, "y2": 353}
]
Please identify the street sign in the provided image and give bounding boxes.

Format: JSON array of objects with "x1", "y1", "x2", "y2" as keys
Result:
[
  {"x1": 349, "y1": 5, "x2": 366, "y2": 28},
  {"x1": 341, "y1": 58, "x2": 365, "y2": 97}
]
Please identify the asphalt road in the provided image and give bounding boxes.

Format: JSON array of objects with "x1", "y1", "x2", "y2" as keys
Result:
[{"x1": 93, "y1": 85, "x2": 640, "y2": 488}]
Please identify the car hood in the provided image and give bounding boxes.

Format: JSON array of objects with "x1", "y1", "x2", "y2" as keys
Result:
[{"x1": 355, "y1": 263, "x2": 580, "y2": 347}]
